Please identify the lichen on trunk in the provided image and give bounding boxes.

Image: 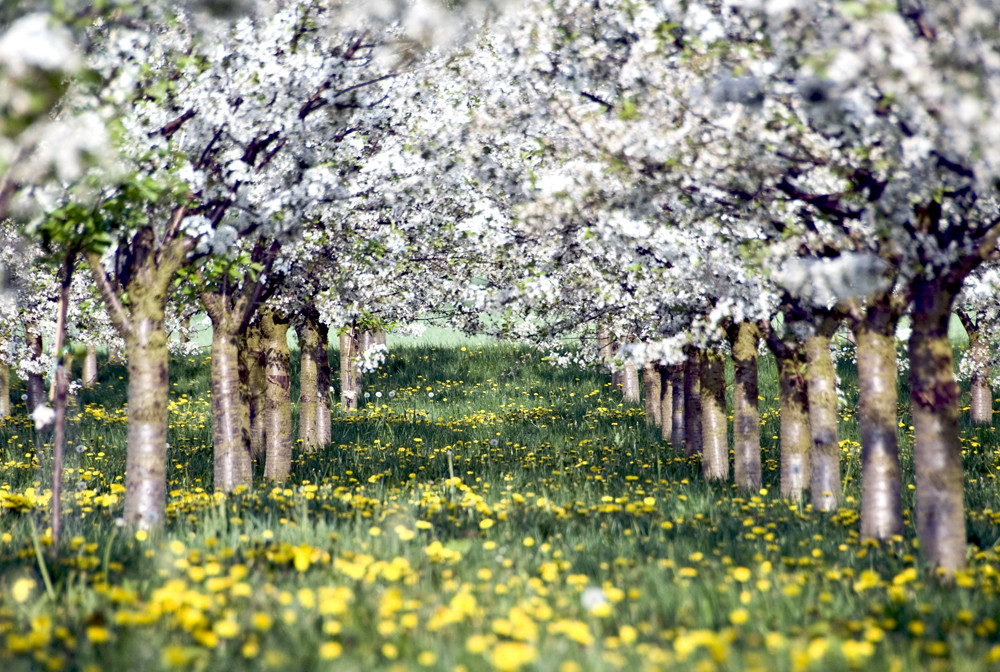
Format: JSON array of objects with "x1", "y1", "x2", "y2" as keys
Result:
[
  {"x1": 261, "y1": 308, "x2": 293, "y2": 482},
  {"x1": 683, "y1": 350, "x2": 703, "y2": 457},
  {"x1": 658, "y1": 364, "x2": 672, "y2": 440},
  {"x1": 805, "y1": 318, "x2": 841, "y2": 512},
  {"x1": 621, "y1": 363, "x2": 640, "y2": 403},
  {"x1": 208, "y1": 316, "x2": 251, "y2": 493},
  {"x1": 700, "y1": 349, "x2": 728, "y2": 481},
  {"x1": 644, "y1": 362, "x2": 662, "y2": 427},
  {"x1": 909, "y1": 278, "x2": 967, "y2": 574},
  {"x1": 729, "y1": 321, "x2": 761, "y2": 490},
  {"x1": 854, "y1": 312, "x2": 903, "y2": 540},
  {"x1": 242, "y1": 323, "x2": 266, "y2": 460}
]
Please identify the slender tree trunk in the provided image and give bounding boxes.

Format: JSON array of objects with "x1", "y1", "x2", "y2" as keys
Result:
[
  {"x1": 0, "y1": 362, "x2": 9, "y2": 419},
  {"x1": 683, "y1": 350, "x2": 703, "y2": 457},
  {"x1": 805, "y1": 319, "x2": 841, "y2": 512},
  {"x1": 237, "y1": 331, "x2": 254, "y2": 480},
  {"x1": 81, "y1": 343, "x2": 98, "y2": 386},
  {"x1": 644, "y1": 362, "x2": 662, "y2": 427},
  {"x1": 729, "y1": 322, "x2": 761, "y2": 490},
  {"x1": 297, "y1": 312, "x2": 320, "y2": 450},
  {"x1": 670, "y1": 364, "x2": 685, "y2": 450},
  {"x1": 122, "y1": 299, "x2": 170, "y2": 528},
  {"x1": 206, "y1": 311, "x2": 250, "y2": 493},
  {"x1": 360, "y1": 330, "x2": 377, "y2": 355},
  {"x1": 658, "y1": 365, "x2": 672, "y2": 440},
  {"x1": 909, "y1": 278, "x2": 967, "y2": 573},
  {"x1": 958, "y1": 311, "x2": 993, "y2": 425},
  {"x1": 48, "y1": 257, "x2": 75, "y2": 551},
  {"x1": 597, "y1": 326, "x2": 620, "y2": 392},
  {"x1": 854, "y1": 310, "x2": 903, "y2": 540},
  {"x1": 178, "y1": 315, "x2": 191, "y2": 347},
  {"x1": 340, "y1": 325, "x2": 360, "y2": 411},
  {"x1": 316, "y1": 321, "x2": 332, "y2": 444},
  {"x1": 261, "y1": 308, "x2": 293, "y2": 481},
  {"x1": 25, "y1": 323, "x2": 45, "y2": 414},
  {"x1": 700, "y1": 349, "x2": 728, "y2": 481},
  {"x1": 621, "y1": 363, "x2": 640, "y2": 403},
  {"x1": 776, "y1": 346, "x2": 810, "y2": 500},
  {"x1": 244, "y1": 323, "x2": 267, "y2": 460}
]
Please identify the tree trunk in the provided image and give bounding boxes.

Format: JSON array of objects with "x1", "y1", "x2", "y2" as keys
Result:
[
  {"x1": 621, "y1": 363, "x2": 640, "y2": 403},
  {"x1": 207, "y1": 313, "x2": 251, "y2": 493},
  {"x1": 658, "y1": 365, "x2": 671, "y2": 440},
  {"x1": 729, "y1": 322, "x2": 761, "y2": 490},
  {"x1": 178, "y1": 315, "x2": 191, "y2": 347},
  {"x1": 297, "y1": 312, "x2": 320, "y2": 450},
  {"x1": 644, "y1": 362, "x2": 662, "y2": 427},
  {"x1": 670, "y1": 364, "x2": 685, "y2": 450},
  {"x1": 597, "y1": 326, "x2": 619, "y2": 392},
  {"x1": 776, "y1": 346, "x2": 810, "y2": 501},
  {"x1": 261, "y1": 308, "x2": 293, "y2": 482},
  {"x1": 316, "y1": 321, "x2": 332, "y2": 444},
  {"x1": 81, "y1": 343, "x2": 98, "y2": 386},
  {"x1": 683, "y1": 350, "x2": 702, "y2": 457},
  {"x1": 237, "y1": 331, "x2": 253, "y2": 478},
  {"x1": 805, "y1": 319, "x2": 841, "y2": 512},
  {"x1": 122, "y1": 301, "x2": 170, "y2": 528},
  {"x1": 340, "y1": 325, "x2": 360, "y2": 412},
  {"x1": 909, "y1": 278, "x2": 967, "y2": 573},
  {"x1": 25, "y1": 323, "x2": 45, "y2": 414},
  {"x1": 854, "y1": 311, "x2": 903, "y2": 540},
  {"x1": 0, "y1": 362, "x2": 9, "y2": 419},
  {"x1": 700, "y1": 349, "x2": 728, "y2": 481},
  {"x1": 243, "y1": 323, "x2": 266, "y2": 460},
  {"x1": 958, "y1": 312, "x2": 993, "y2": 425}
]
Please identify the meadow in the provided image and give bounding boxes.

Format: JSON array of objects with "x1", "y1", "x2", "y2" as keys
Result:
[{"x1": 1, "y1": 341, "x2": 1000, "y2": 672}]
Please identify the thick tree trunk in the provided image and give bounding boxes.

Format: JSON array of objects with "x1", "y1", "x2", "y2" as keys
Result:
[
  {"x1": 316, "y1": 321, "x2": 332, "y2": 444},
  {"x1": 25, "y1": 323, "x2": 45, "y2": 414},
  {"x1": 670, "y1": 364, "x2": 685, "y2": 450},
  {"x1": 621, "y1": 363, "x2": 640, "y2": 403},
  {"x1": 339, "y1": 325, "x2": 361, "y2": 412},
  {"x1": 82, "y1": 343, "x2": 98, "y2": 386},
  {"x1": 261, "y1": 308, "x2": 293, "y2": 482},
  {"x1": 805, "y1": 320, "x2": 841, "y2": 512},
  {"x1": 700, "y1": 349, "x2": 728, "y2": 481},
  {"x1": 207, "y1": 314, "x2": 251, "y2": 493},
  {"x1": 909, "y1": 278, "x2": 967, "y2": 573},
  {"x1": 683, "y1": 351, "x2": 703, "y2": 457},
  {"x1": 729, "y1": 322, "x2": 761, "y2": 491},
  {"x1": 237, "y1": 332, "x2": 253, "y2": 477},
  {"x1": 854, "y1": 312, "x2": 903, "y2": 540},
  {"x1": 776, "y1": 346, "x2": 810, "y2": 500},
  {"x1": 0, "y1": 362, "x2": 9, "y2": 419},
  {"x1": 958, "y1": 312, "x2": 993, "y2": 425},
  {"x1": 644, "y1": 362, "x2": 662, "y2": 427},
  {"x1": 122, "y1": 305, "x2": 170, "y2": 528},
  {"x1": 297, "y1": 312, "x2": 320, "y2": 450},
  {"x1": 243, "y1": 324, "x2": 266, "y2": 460}
]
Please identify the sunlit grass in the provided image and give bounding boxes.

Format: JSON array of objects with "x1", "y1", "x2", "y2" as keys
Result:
[{"x1": 1, "y1": 343, "x2": 999, "y2": 671}]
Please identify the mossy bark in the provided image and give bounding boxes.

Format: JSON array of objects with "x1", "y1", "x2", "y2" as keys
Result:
[
  {"x1": 24, "y1": 323, "x2": 45, "y2": 414},
  {"x1": 243, "y1": 324, "x2": 267, "y2": 460},
  {"x1": 909, "y1": 278, "x2": 967, "y2": 573},
  {"x1": 683, "y1": 350, "x2": 703, "y2": 457},
  {"x1": 340, "y1": 325, "x2": 361, "y2": 411},
  {"x1": 297, "y1": 312, "x2": 320, "y2": 450},
  {"x1": 316, "y1": 322, "x2": 332, "y2": 444},
  {"x1": 261, "y1": 308, "x2": 292, "y2": 482},
  {"x1": 670, "y1": 364, "x2": 685, "y2": 450},
  {"x1": 81, "y1": 343, "x2": 98, "y2": 387},
  {"x1": 729, "y1": 321, "x2": 761, "y2": 490},
  {"x1": 776, "y1": 346, "x2": 810, "y2": 500},
  {"x1": 854, "y1": 312, "x2": 903, "y2": 540},
  {"x1": 621, "y1": 363, "x2": 640, "y2": 403},
  {"x1": 957, "y1": 310, "x2": 992, "y2": 425},
  {"x1": 0, "y1": 362, "x2": 9, "y2": 418},
  {"x1": 644, "y1": 362, "x2": 662, "y2": 427},
  {"x1": 805, "y1": 318, "x2": 841, "y2": 511},
  {"x1": 700, "y1": 349, "x2": 729, "y2": 481},
  {"x1": 658, "y1": 365, "x2": 672, "y2": 440}
]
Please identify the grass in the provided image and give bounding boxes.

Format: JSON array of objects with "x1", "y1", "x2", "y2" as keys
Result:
[{"x1": 1, "y1": 341, "x2": 999, "y2": 672}]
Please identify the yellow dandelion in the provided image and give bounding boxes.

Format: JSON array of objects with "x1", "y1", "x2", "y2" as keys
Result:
[
  {"x1": 417, "y1": 651, "x2": 437, "y2": 666},
  {"x1": 732, "y1": 567, "x2": 752, "y2": 582},
  {"x1": 729, "y1": 608, "x2": 750, "y2": 626},
  {"x1": 12, "y1": 577, "x2": 35, "y2": 603},
  {"x1": 86, "y1": 626, "x2": 111, "y2": 643},
  {"x1": 490, "y1": 641, "x2": 537, "y2": 671},
  {"x1": 319, "y1": 642, "x2": 343, "y2": 660}
]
